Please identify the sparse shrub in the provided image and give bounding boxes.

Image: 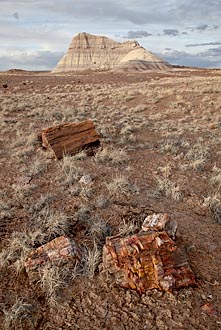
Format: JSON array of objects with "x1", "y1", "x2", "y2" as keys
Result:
[
  {"x1": 210, "y1": 165, "x2": 221, "y2": 187},
  {"x1": 106, "y1": 175, "x2": 139, "y2": 197},
  {"x1": 41, "y1": 209, "x2": 70, "y2": 241},
  {"x1": 39, "y1": 264, "x2": 68, "y2": 306},
  {"x1": 88, "y1": 217, "x2": 111, "y2": 242},
  {"x1": 120, "y1": 124, "x2": 134, "y2": 135},
  {"x1": 118, "y1": 219, "x2": 139, "y2": 237},
  {"x1": 27, "y1": 156, "x2": 48, "y2": 176},
  {"x1": 79, "y1": 185, "x2": 94, "y2": 200},
  {"x1": 0, "y1": 232, "x2": 33, "y2": 272},
  {"x1": 76, "y1": 205, "x2": 91, "y2": 224},
  {"x1": 82, "y1": 241, "x2": 102, "y2": 279},
  {"x1": 72, "y1": 150, "x2": 87, "y2": 160},
  {"x1": 156, "y1": 176, "x2": 183, "y2": 201},
  {"x1": 96, "y1": 196, "x2": 110, "y2": 209},
  {"x1": 28, "y1": 206, "x2": 71, "y2": 244},
  {"x1": 29, "y1": 194, "x2": 54, "y2": 213},
  {"x1": 160, "y1": 137, "x2": 185, "y2": 155},
  {"x1": 203, "y1": 192, "x2": 221, "y2": 224},
  {"x1": 185, "y1": 140, "x2": 208, "y2": 170},
  {"x1": 2, "y1": 298, "x2": 34, "y2": 330},
  {"x1": 95, "y1": 146, "x2": 128, "y2": 165},
  {"x1": 60, "y1": 154, "x2": 83, "y2": 187},
  {"x1": 12, "y1": 183, "x2": 37, "y2": 202}
]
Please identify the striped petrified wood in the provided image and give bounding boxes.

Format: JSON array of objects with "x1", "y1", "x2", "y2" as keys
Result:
[
  {"x1": 102, "y1": 214, "x2": 196, "y2": 293},
  {"x1": 42, "y1": 120, "x2": 100, "y2": 159},
  {"x1": 25, "y1": 236, "x2": 81, "y2": 271}
]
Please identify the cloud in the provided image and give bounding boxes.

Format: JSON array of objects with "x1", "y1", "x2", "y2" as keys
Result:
[
  {"x1": 0, "y1": 0, "x2": 221, "y2": 71},
  {"x1": 12, "y1": 12, "x2": 19, "y2": 20},
  {"x1": 202, "y1": 46, "x2": 221, "y2": 57},
  {"x1": 123, "y1": 30, "x2": 152, "y2": 39},
  {"x1": 196, "y1": 24, "x2": 209, "y2": 31},
  {"x1": 0, "y1": 50, "x2": 63, "y2": 71},
  {"x1": 169, "y1": 0, "x2": 221, "y2": 22},
  {"x1": 160, "y1": 47, "x2": 221, "y2": 68},
  {"x1": 186, "y1": 42, "x2": 221, "y2": 47},
  {"x1": 1, "y1": 0, "x2": 221, "y2": 27},
  {"x1": 163, "y1": 29, "x2": 179, "y2": 36},
  {"x1": 188, "y1": 24, "x2": 219, "y2": 32}
]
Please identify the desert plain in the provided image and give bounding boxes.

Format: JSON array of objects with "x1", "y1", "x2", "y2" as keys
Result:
[{"x1": 0, "y1": 67, "x2": 221, "y2": 329}]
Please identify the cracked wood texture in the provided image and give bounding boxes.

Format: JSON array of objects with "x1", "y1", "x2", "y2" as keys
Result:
[
  {"x1": 25, "y1": 236, "x2": 81, "y2": 271},
  {"x1": 42, "y1": 120, "x2": 100, "y2": 159},
  {"x1": 102, "y1": 231, "x2": 196, "y2": 293}
]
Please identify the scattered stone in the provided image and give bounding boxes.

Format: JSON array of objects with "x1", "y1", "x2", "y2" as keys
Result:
[
  {"x1": 142, "y1": 213, "x2": 177, "y2": 239},
  {"x1": 2, "y1": 84, "x2": 8, "y2": 88},
  {"x1": 42, "y1": 120, "x2": 100, "y2": 159},
  {"x1": 201, "y1": 303, "x2": 218, "y2": 316},
  {"x1": 25, "y1": 236, "x2": 81, "y2": 272},
  {"x1": 102, "y1": 214, "x2": 196, "y2": 293},
  {"x1": 79, "y1": 174, "x2": 93, "y2": 185}
]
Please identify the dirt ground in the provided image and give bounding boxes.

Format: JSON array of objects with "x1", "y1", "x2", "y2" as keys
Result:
[{"x1": 0, "y1": 68, "x2": 221, "y2": 329}]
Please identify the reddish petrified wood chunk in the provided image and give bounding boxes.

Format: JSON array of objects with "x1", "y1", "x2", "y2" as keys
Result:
[
  {"x1": 42, "y1": 120, "x2": 100, "y2": 159},
  {"x1": 25, "y1": 236, "x2": 81, "y2": 271},
  {"x1": 102, "y1": 214, "x2": 196, "y2": 293}
]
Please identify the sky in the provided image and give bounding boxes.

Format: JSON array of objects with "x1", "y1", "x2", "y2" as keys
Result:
[{"x1": 0, "y1": 0, "x2": 221, "y2": 71}]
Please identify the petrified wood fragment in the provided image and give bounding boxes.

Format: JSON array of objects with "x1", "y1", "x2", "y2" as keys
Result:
[
  {"x1": 42, "y1": 120, "x2": 100, "y2": 159},
  {"x1": 25, "y1": 236, "x2": 81, "y2": 271},
  {"x1": 102, "y1": 214, "x2": 196, "y2": 293}
]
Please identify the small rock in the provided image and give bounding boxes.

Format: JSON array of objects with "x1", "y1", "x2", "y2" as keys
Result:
[
  {"x1": 79, "y1": 174, "x2": 93, "y2": 185},
  {"x1": 201, "y1": 303, "x2": 218, "y2": 316},
  {"x1": 102, "y1": 229, "x2": 196, "y2": 293},
  {"x1": 142, "y1": 213, "x2": 177, "y2": 238},
  {"x1": 25, "y1": 236, "x2": 81, "y2": 271}
]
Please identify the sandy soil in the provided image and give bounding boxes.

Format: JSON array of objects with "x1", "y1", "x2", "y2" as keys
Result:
[{"x1": 0, "y1": 68, "x2": 221, "y2": 329}]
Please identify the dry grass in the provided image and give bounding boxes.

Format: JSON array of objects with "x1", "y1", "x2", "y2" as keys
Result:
[
  {"x1": 0, "y1": 232, "x2": 33, "y2": 273},
  {"x1": 155, "y1": 176, "x2": 183, "y2": 201},
  {"x1": 82, "y1": 241, "x2": 102, "y2": 279},
  {"x1": 204, "y1": 165, "x2": 221, "y2": 223},
  {"x1": 59, "y1": 154, "x2": 83, "y2": 187},
  {"x1": 29, "y1": 193, "x2": 54, "y2": 213},
  {"x1": 1, "y1": 298, "x2": 34, "y2": 330},
  {"x1": 88, "y1": 217, "x2": 111, "y2": 242},
  {"x1": 118, "y1": 218, "x2": 139, "y2": 237},
  {"x1": 1, "y1": 71, "x2": 221, "y2": 328},
  {"x1": 106, "y1": 175, "x2": 139, "y2": 197},
  {"x1": 96, "y1": 196, "x2": 110, "y2": 209},
  {"x1": 38, "y1": 264, "x2": 68, "y2": 306},
  {"x1": 203, "y1": 192, "x2": 221, "y2": 224},
  {"x1": 185, "y1": 139, "x2": 209, "y2": 170},
  {"x1": 95, "y1": 146, "x2": 128, "y2": 165},
  {"x1": 28, "y1": 205, "x2": 71, "y2": 244}
]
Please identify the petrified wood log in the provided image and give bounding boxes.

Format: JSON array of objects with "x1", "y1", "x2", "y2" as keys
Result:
[
  {"x1": 25, "y1": 236, "x2": 81, "y2": 272},
  {"x1": 42, "y1": 120, "x2": 100, "y2": 159},
  {"x1": 102, "y1": 214, "x2": 196, "y2": 293}
]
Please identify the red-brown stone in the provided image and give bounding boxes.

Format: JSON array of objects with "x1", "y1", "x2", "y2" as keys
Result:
[
  {"x1": 25, "y1": 236, "x2": 81, "y2": 271},
  {"x1": 102, "y1": 214, "x2": 196, "y2": 293},
  {"x1": 42, "y1": 120, "x2": 100, "y2": 159}
]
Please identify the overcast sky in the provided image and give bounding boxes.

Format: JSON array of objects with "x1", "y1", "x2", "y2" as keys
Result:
[{"x1": 0, "y1": 0, "x2": 221, "y2": 70}]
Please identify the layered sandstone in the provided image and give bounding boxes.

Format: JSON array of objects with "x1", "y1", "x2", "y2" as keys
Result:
[{"x1": 53, "y1": 32, "x2": 171, "y2": 72}]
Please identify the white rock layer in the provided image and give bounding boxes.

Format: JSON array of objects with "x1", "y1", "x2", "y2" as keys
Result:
[{"x1": 52, "y1": 32, "x2": 171, "y2": 72}]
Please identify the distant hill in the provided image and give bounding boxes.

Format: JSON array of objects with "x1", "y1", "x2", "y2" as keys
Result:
[{"x1": 52, "y1": 32, "x2": 171, "y2": 73}]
